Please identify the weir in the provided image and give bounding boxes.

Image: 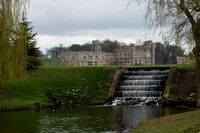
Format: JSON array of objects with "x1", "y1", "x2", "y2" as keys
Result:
[{"x1": 113, "y1": 70, "x2": 169, "y2": 105}]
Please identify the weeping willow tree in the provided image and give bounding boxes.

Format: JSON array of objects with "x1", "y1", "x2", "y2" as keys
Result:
[
  {"x1": 129, "y1": 0, "x2": 200, "y2": 107},
  {"x1": 0, "y1": 0, "x2": 29, "y2": 94}
]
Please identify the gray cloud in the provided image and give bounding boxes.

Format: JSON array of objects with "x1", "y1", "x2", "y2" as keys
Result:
[
  {"x1": 27, "y1": 0, "x2": 163, "y2": 52},
  {"x1": 28, "y1": 0, "x2": 145, "y2": 35}
]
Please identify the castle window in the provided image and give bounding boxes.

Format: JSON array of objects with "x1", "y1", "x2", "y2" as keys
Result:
[
  {"x1": 72, "y1": 56, "x2": 74, "y2": 60},
  {"x1": 135, "y1": 60, "x2": 137, "y2": 65},
  {"x1": 139, "y1": 60, "x2": 141, "y2": 65},
  {"x1": 88, "y1": 55, "x2": 93, "y2": 59},
  {"x1": 88, "y1": 61, "x2": 93, "y2": 66},
  {"x1": 120, "y1": 53, "x2": 122, "y2": 56},
  {"x1": 146, "y1": 50, "x2": 150, "y2": 57},
  {"x1": 83, "y1": 56, "x2": 86, "y2": 59},
  {"x1": 128, "y1": 53, "x2": 130, "y2": 56},
  {"x1": 124, "y1": 53, "x2": 127, "y2": 56},
  {"x1": 135, "y1": 53, "x2": 137, "y2": 57},
  {"x1": 95, "y1": 61, "x2": 98, "y2": 66},
  {"x1": 102, "y1": 56, "x2": 104, "y2": 59},
  {"x1": 95, "y1": 56, "x2": 98, "y2": 60}
]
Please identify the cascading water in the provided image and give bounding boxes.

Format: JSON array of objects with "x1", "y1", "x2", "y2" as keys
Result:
[{"x1": 113, "y1": 70, "x2": 169, "y2": 105}]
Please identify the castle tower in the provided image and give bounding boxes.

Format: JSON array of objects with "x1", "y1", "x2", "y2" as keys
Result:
[
  {"x1": 144, "y1": 41, "x2": 155, "y2": 65},
  {"x1": 94, "y1": 44, "x2": 101, "y2": 52},
  {"x1": 130, "y1": 43, "x2": 135, "y2": 65}
]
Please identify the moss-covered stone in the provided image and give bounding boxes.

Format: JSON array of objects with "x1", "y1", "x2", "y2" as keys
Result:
[{"x1": 163, "y1": 67, "x2": 197, "y2": 107}]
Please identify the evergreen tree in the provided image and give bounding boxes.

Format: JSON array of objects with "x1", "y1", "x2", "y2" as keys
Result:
[
  {"x1": 21, "y1": 17, "x2": 39, "y2": 57},
  {"x1": 21, "y1": 17, "x2": 41, "y2": 70}
]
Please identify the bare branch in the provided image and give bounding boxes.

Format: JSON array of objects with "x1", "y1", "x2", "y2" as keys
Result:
[{"x1": 179, "y1": 0, "x2": 196, "y2": 26}]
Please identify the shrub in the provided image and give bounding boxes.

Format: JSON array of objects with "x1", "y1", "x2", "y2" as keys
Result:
[{"x1": 27, "y1": 56, "x2": 42, "y2": 70}]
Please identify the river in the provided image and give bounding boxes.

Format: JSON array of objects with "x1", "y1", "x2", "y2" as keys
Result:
[{"x1": 0, "y1": 105, "x2": 188, "y2": 133}]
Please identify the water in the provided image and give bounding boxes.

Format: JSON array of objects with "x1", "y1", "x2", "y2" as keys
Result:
[
  {"x1": 114, "y1": 71, "x2": 169, "y2": 105},
  {"x1": 0, "y1": 105, "x2": 188, "y2": 133}
]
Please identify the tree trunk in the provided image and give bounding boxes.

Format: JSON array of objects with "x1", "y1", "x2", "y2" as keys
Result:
[
  {"x1": 196, "y1": 58, "x2": 200, "y2": 107},
  {"x1": 193, "y1": 21, "x2": 200, "y2": 107},
  {"x1": 0, "y1": 64, "x2": 3, "y2": 95},
  {"x1": 0, "y1": 81, "x2": 2, "y2": 95},
  {"x1": 0, "y1": 88, "x2": 2, "y2": 95}
]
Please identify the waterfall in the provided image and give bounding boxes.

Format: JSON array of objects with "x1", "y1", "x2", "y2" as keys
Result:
[{"x1": 113, "y1": 70, "x2": 169, "y2": 105}]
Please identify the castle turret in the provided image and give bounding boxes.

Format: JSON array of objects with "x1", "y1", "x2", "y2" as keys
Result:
[
  {"x1": 144, "y1": 41, "x2": 155, "y2": 65},
  {"x1": 94, "y1": 44, "x2": 101, "y2": 52}
]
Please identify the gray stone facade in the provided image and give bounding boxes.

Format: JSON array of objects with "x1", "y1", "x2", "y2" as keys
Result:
[
  {"x1": 176, "y1": 56, "x2": 194, "y2": 64},
  {"x1": 60, "y1": 41, "x2": 155, "y2": 66}
]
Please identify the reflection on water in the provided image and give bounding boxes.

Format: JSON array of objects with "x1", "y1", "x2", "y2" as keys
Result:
[{"x1": 0, "y1": 105, "x2": 188, "y2": 133}]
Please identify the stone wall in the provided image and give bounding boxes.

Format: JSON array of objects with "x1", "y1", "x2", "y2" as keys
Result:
[
  {"x1": 107, "y1": 69, "x2": 126, "y2": 97},
  {"x1": 163, "y1": 68, "x2": 197, "y2": 107}
]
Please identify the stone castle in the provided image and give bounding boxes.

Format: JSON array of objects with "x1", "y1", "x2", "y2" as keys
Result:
[{"x1": 60, "y1": 41, "x2": 155, "y2": 66}]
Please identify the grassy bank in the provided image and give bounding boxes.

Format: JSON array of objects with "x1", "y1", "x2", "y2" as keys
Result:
[
  {"x1": 0, "y1": 67, "x2": 112, "y2": 111},
  {"x1": 0, "y1": 64, "x2": 193, "y2": 112},
  {"x1": 130, "y1": 109, "x2": 200, "y2": 133}
]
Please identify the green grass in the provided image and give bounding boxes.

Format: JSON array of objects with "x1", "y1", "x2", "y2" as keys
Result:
[
  {"x1": 39, "y1": 58, "x2": 60, "y2": 67},
  {"x1": 0, "y1": 64, "x2": 193, "y2": 111},
  {"x1": 0, "y1": 67, "x2": 112, "y2": 111},
  {"x1": 130, "y1": 109, "x2": 200, "y2": 133}
]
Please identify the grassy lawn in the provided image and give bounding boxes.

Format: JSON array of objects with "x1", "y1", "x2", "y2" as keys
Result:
[
  {"x1": 130, "y1": 109, "x2": 200, "y2": 133},
  {"x1": 0, "y1": 67, "x2": 112, "y2": 111}
]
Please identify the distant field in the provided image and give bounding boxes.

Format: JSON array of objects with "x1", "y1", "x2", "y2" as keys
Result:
[
  {"x1": 39, "y1": 58, "x2": 195, "y2": 68},
  {"x1": 39, "y1": 58, "x2": 60, "y2": 67}
]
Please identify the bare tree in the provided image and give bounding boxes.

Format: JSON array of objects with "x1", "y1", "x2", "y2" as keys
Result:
[{"x1": 129, "y1": 0, "x2": 200, "y2": 107}]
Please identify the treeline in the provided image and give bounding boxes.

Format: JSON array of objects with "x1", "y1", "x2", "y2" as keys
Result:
[
  {"x1": 46, "y1": 39, "x2": 121, "y2": 58},
  {"x1": 45, "y1": 39, "x2": 185, "y2": 64},
  {"x1": 155, "y1": 42, "x2": 184, "y2": 64}
]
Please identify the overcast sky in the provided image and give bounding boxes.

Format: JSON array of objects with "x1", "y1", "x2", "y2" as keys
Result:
[{"x1": 27, "y1": 0, "x2": 163, "y2": 52}]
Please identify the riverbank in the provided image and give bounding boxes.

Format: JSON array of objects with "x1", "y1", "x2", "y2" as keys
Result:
[
  {"x1": 0, "y1": 67, "x2": 112, "y2": 112},
  {"x1": 0, "y1": 64, "x2": 194, "y2": 112},
  {"x1": 130, "y1": 108, "x2": 200, "y2": 133}
]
